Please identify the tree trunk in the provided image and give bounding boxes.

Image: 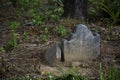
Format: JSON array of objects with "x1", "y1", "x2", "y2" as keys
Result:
[{"x1": 63, "y1": 0, "x2": 88, "y2": 19}]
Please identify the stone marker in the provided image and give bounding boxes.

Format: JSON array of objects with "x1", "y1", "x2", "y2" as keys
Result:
[
  {"x1": 63, "y1": 24, "x2": 100, "y2": 61},
  {"x1": 45, "y1": 42, "x2": 61, "y2": 65},
  {"x1": 45, "y1": 24, "x2": 100, "y2": 65}
]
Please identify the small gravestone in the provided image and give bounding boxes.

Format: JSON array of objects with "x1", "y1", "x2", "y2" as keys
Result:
[
  {"x1": 63, "y1": 24, "x2": 100, "y2": 61},
  {"x1": 45, "y1": 42, "x2": 61, "y2": 65}
]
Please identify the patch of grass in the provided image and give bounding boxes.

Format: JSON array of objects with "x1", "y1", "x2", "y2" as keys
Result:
[{"x1": 100, "y1": 63, "x2": 120, "y2": 80}]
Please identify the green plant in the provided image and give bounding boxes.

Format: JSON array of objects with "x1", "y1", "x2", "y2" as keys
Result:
[
  {"x1": 32, "y1": 14, "x2": 43, "y2": 27},
  {"x1": 5, "y1": 33, "x2": 18, "y2": 52},
  {"x1": 45, "y1": 0, "x2": 64, "y2": 21},
  {"x1": 39, "y1": 34, "x2": 48, "y2": 42},
  {"x1": 100, "y1": 0, "x2": 120, "y2": 22},
  {"x1": 17, "y1": 0, "x2": 43, "y2": 27},
  {"x1": 22, "y1": 32, "x2": 28, "y2": 41},
  {"x1": 17, "y1": 0, "x2": 41, "y2": 23},
  {"x1": 100, "y1": 63, "x2": 103, "y2": 80},
  {"x1": 18, "y1": 0, "x2": 40, "y2": 12},
  {"x1": 14, "y1": 0, "x2": 64, "y2": 28},
  {"x1": 44, "y1": 27, "x2": 49, "y2": 34},
  {"x1": 55, "y1": 26, "x2": 67, "y2": 37},
  {"x1": 88, "y1": 0, "x2": 100, "y2": 15},
  {"x1": 51, "y1": 14, "x2": 59, "y2": 21},
  {"x1": 6, "y1": 21, "x2": 19, "y2": 52},
  {"x1": 99, "y1": 0, "x2": 120, "y2": 31},
  {"x1": 88, "y1": 0, "x2": 120, "y2": 30},
  {"x1": 105, "y1": 67, "x2": 120, "y2": 80},
  {"x1": 38, "y1": 27, "x2": 50, "y2": 42},
  {"x1": 43, "y1": 66, "x2": 87, "y2": 80},
  {"x1": 10, "y1": 21, "x2": 20, "y2": 32},
  {"x1": 99, "y1": 63, "x2": 120, "y2": 80}
]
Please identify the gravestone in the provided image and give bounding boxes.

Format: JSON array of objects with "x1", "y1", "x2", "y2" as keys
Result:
[
  {"x1": 63, "y1": 24, "x2": 100, "y2": 61},
  {"x1": 45, "y1": 42, "x2": 61, "y2": 65},
  {"x1": 45, "y1": 24, "x2": 100, "y2": 65}
]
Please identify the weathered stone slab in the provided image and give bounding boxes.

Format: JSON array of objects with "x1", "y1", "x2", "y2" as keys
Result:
[
  {"x1": 63, "y1": 24, "x2": 100, "y2": 61},
  {"x1": 45, "y1": 42, "x2": 61, "y2": 65}
]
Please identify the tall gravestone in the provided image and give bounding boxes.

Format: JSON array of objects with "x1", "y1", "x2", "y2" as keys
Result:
[{"x1": 63, "y1": 24, "x2": 100, "y2": 61}]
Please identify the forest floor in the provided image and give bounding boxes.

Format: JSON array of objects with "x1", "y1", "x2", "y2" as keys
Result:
[{"x1": 0, "y1": 2, "x2": 120, "y2": 80}]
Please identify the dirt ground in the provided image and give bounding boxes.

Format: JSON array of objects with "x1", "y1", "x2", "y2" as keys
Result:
[{"x1": 0, "y1": 2, "x2": 120, "y2": 80}]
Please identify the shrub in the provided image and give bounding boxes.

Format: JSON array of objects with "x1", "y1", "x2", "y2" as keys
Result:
[
  {"x1": 88, "y1": 0, "x2": 120, "y2": 23},
  {"x1": 99, "y1": 0, "x2": 120, "y2": 21}
]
